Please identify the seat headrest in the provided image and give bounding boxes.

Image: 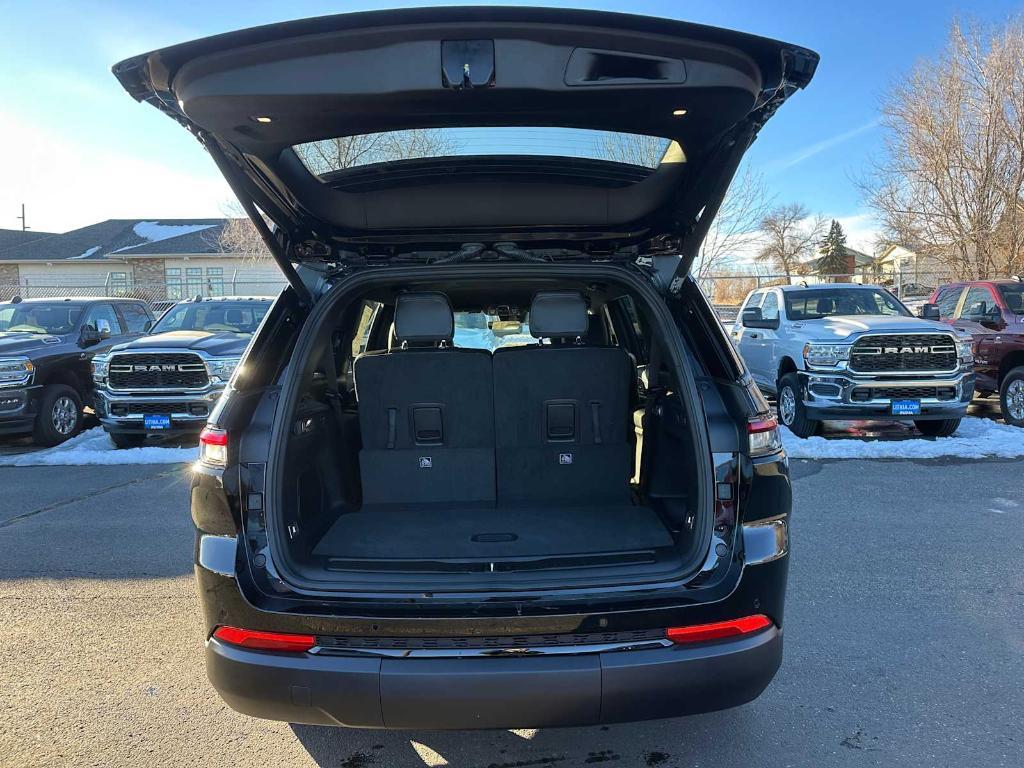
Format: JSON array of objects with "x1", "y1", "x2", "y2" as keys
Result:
[
  {"x1": 394, "y1": 292, "x2": 454, "y2": 345},
  {"x1": 529, "y1": 291, "x2": 588, "y2": 339}
]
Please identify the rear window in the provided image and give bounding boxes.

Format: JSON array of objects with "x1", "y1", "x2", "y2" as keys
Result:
[
  {"x1": 454, "y1": 312, "x2": 536, "y2": 351},
  {"x1": 294, "y1": 127, "x2": 674, "y2": 175}
]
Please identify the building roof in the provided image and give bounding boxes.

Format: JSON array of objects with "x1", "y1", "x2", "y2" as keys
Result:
[
  {"x1": 0, "y1": 228, "x2": 58, "y2": 253},
  {"x1": 0, "y1": 219, "x2": 231, "y2": 262}
]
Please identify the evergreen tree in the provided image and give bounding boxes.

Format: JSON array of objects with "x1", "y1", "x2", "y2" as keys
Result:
[{"x1": 817, "y1": 219, "x2": 850, "y2": 278}]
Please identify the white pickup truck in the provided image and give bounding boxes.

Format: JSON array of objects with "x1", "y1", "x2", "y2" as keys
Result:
[{"x1": 731, "y1": 283, "x2": 975, "y2": 437}]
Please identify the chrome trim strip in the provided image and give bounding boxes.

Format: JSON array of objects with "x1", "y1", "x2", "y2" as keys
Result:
[
  {"x1": 197, "y1": 534, "x2": 237, "y2": 577},
  {"x1": 312, "y1": 639, "x2": 674, "y2": 659},
  {"x1": 743, "y1": 514, "x2": 789, "y2": 566}
]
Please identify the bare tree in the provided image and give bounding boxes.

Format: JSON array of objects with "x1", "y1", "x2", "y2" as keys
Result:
[
  {"x1": 756, "y1": 203, "x2": 826, "y2": 280},
  {"x1": 598, "y1": 133, "x2": 671, "y2": 168},
  {"x1": 214, "y1": 202, "x2": 269, "y2": 264},
  {"x1": 294, "y1": 129, "x2": 460, "y2": 176},
  {"x1": 695, "y1": 165, "x2": 772, "y2": 278},
  {"x1": 864, "y1": 17, "x2": 1024, "y2": 279}
]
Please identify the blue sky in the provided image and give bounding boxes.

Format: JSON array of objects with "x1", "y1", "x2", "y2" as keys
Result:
[{"x1": 1, "y1": 0, "x2": 1021, "y2": 251}]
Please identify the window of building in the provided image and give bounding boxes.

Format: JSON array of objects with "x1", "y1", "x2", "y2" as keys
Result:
[
  {"x1": 206, "y1": 267, "x2": 224, "y2": 297},
  {"x1": 165, "y1": 268, "x2": 183, "y2": 300},
  {"x1": 109, "y1": 272, "x2": 128, "y2": 296},
  {"x1": 185, "y1": 267, "x2": 203, "y2": 297}
]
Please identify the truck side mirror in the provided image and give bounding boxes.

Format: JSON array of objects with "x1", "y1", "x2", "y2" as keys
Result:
[
  {"x1": 742, "y1": 306, "x2": 780, "y2": 330},
  {"x1": 79, "y1": 327, "x2": 101, "y2": 347},
  {"x1": 919, "y1": 303, "x2": 941, "y2": 320}
]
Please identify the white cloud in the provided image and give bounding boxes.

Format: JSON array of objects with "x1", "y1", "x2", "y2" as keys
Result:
[{"x1": 0, "y1": 109, "x2": 232, "y2": 233}]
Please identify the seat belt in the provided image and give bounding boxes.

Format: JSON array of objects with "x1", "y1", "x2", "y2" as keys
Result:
[
  {"x1": 322, "y1": 336, "x2": 347, "y2": 431},
  {"x1": 637, "y1": 338, "x2": 665, "y2": 492}
]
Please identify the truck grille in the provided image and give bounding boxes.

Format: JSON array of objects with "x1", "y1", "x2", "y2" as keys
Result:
[
  {"x1": 851, "y1": 386, "x2": 957, "y2": 401},
  {"x1": 108, "y1": 353, "x2": 208, "y2": 389},
  {"x1": 849, "y1": 334, "x2": 957, "y2": 373}
]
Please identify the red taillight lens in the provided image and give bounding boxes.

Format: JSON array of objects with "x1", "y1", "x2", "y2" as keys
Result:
[
  {"x1": 199, "y1": 427, "x2": 228, "y2": 467},
  {"x1": 212, "y1": 626, "x2": 316, "y2": 653},
  {"x1": 666, "y1": 614, "x2": 772, "y2": 645},
  {"x1": 747, "y1": 417, "x2": 783, "y2": 457}
]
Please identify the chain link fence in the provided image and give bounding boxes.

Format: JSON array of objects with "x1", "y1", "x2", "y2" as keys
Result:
[
  {"x1": 0, "y1": 276, "x2": 287, "y2": 312},
  {"x1": 699, "y1": 268, "x2": 969, "y2": 323}
]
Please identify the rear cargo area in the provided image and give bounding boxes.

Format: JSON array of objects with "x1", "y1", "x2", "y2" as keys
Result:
[{"x1": 271, "y1": 282, "x2": 707, "y2": 591}]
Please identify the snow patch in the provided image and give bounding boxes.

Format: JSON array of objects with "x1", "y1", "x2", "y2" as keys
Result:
[
  {"x1": 132, "y1": 221, "x2": 215, "y2": 242},
  {"x1": 0, "y1": 428, "x2": 197, "y2": 467},
  {"x1": 69, "y1": 245, "x2": 101, "y2": 260},
  {"x1": 781, "y1": 417, "x2": 1024, "y2": 459}
]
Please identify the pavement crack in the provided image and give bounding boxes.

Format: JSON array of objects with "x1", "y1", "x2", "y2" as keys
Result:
[{"x1": 0, "y1": 469, "x2": 179, "y2": 528}]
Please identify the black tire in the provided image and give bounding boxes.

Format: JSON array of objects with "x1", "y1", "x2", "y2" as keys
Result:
[
  {"x1": 109, "y1": 432, "x2": 148, "y2": 449},
  {"x1": 914, "y1": 418, "x2": 961, "y2": 437},
  {"x1": 777, "y1": 372, "x2": 819, "y2": 438},
  {"x1": 32, "y1": 384, "x2": 83, "y2": 446},
  {"x1": 999, "y1": 366, "x2": 1024, "y2": 427}
]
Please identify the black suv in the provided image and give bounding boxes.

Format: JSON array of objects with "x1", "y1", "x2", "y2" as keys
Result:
[
  {"x1": 0, "y1": 297, "x2": 153, "y2": 445},
  {"x1": 115, "y1": 8, "x2": 813, "y2": 728}
]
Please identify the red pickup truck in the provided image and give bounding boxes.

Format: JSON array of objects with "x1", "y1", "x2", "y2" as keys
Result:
[{"x1": 928, "y1": 279, "x2": 1024, "y2": 426}]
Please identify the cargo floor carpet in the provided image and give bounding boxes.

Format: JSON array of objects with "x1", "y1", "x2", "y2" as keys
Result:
[{"x1": 313, "y1": 504, "x2": 673, "y2": 560}]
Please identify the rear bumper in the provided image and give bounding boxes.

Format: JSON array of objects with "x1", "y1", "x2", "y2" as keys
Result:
[{"x1": 206, "y1": 625, "x2": 782, "y2": 729}]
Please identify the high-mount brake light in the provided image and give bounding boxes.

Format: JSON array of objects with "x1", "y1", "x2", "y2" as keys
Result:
[
  {"x1": 747, "y1": 417, "x2": 783, "y2": 457},
  {"x1": 199, "y1": 427, "x2": 228, "y2": 467},
  {"x1": 666, "y1": 615, "x2": 772, "y2": 644}
]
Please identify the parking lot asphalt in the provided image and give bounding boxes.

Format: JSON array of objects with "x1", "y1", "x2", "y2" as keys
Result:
[{"x1": 1, "y1": 459, "x2": 1021, "y2": 768}]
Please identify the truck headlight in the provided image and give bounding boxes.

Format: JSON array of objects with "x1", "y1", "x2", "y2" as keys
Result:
[
  {"x1": 91, "y1": 355, "x2": 109, "y2": 383},
  {"x1": 802, "y1": 343, "x2": 851, "y2": 368},
  {"x1": 206, "y1": 357, "x2": 242, "y2": 383},
  {"x1": 0, "y1": 357, "x2": 34, "y2": 388},
  {"x1": 956, "y1": 338, "x2": 973, "y2": 365}
]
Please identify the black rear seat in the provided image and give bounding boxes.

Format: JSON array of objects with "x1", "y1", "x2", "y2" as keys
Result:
[
  {"x1": 492, "y1": 291, "x2": 635, "y2": 504},
  {"x1": 354, "y1": 292, "x2": 495, "y2": 506}
]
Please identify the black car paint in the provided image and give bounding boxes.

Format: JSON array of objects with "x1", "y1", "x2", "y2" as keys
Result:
[
  {"x1": 185, "y1": 268, "x2": 791, "y2": 727},
  {"x1": 0, "y1": 299, "x2": 152, "y2": 436}
]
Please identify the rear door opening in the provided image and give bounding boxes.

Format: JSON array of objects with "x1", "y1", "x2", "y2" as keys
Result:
[{"x1": 263, "y1": 266, "x2": 713, "y2": 593}]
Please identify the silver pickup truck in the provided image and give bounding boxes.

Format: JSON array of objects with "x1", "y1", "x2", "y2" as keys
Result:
[{"x1": 731, "y1": 283, "x2": 975, "y2": 437}]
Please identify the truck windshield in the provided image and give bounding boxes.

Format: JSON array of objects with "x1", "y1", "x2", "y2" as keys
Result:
[
  {"x1": 784, "y1": 288, "x2": 911, "y2": 321},
  {"x1": 0, "y1": 303, "x2": 84, "y2": 334},
  {"x1": 152, "y1": 301, "x2": 269, "y2": 334},
  {"x1": 997, "y1": 284, "x2": 1024, "y2": 314}
]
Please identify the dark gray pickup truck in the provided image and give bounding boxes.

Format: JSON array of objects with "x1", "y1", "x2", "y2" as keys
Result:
[{"x1": 91, "y1": 296, "x2": 271, "y2": 447}]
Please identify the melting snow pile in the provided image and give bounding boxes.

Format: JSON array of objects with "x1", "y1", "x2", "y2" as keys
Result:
[
  {"x1": 781, "y1": 417, "x2": 1024, "y2": 459},
  {"x1": 0, "y1": 428, "x2": 197, "y2": 467}
]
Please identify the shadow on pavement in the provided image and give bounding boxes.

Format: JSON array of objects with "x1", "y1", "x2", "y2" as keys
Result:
[{"x1": 290, "y1": 705, "x2": 772, "y2": 768}]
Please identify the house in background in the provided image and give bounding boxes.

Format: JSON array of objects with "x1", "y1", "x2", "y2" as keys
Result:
[
  {"x1": 871, "y1": 244, "x2": 951, "y2": 296},
  {"x1": 0, "y1": 219, "x2": 284, "y2": 301}
]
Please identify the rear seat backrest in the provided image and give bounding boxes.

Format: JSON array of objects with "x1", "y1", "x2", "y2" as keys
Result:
[
  {"x1": 354, "y1": 292, "x2": 495, "y2": 506},
  {"x1": 493, "y1": 291, "x2": 634, "y2": 505}
]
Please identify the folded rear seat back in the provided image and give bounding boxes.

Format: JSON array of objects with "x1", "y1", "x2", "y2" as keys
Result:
[
  {"x1": 493, "y1": 291, "x2": 634, "y2": 505},
  {"x1": 354, "y1": 292, "x2": 495, "y2": 506}
]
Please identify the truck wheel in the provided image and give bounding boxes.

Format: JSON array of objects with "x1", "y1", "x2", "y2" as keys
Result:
[
  {"x1": 999, "y1": 367, "x2": 1024, "y2": 427},
  {"x1": 32, "y1": 385, "x2": 83, "y2": 446},
  {"x1": 109, "y1": 432, "x2": 147, "y2": 449},
  {"x1": 914, "y1": 419, "x2": 961, "y2": 437},
  {"x1": 777, "y1": 373, "x2": 818, "y2": 438}
]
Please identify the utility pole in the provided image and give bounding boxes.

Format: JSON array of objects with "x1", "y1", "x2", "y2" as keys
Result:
[{"x1": 16, "y1": 204, "x2": 29, "y2": 231}]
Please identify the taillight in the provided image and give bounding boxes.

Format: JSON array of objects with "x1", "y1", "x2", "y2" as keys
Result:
[
  {"x1": 748, "y1": 416, "x2": 783, "y2": 457},
  {"x1": 199, "y1": 427, "x2": 228, "y2": 467},
  {"x1": 212, "y1": 626, "x2": 316, "y2": 653},
  {"x1": 666, "y1": 614, "x2": 772, "y2": 645}
]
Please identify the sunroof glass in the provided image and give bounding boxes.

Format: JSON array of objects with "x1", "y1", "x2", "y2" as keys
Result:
[{"x1": 293, "y1": 127, "x2": 673, "y2": 175}]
